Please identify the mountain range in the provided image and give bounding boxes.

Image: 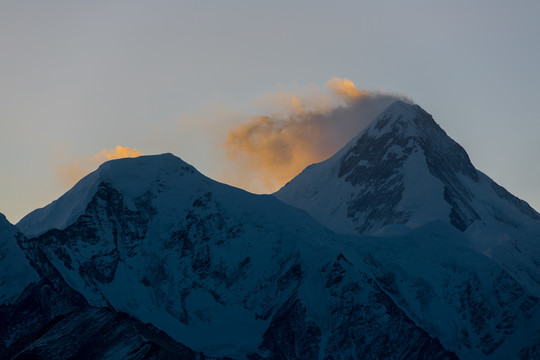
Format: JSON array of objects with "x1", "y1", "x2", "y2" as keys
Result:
[{"x1": 2, "y1": 101, "x2": 539, "y2": 359}]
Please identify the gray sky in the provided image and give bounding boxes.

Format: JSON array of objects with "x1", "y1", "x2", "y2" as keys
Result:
[{"x1": 1, "y1": 0, "x2": 539, "y2": 223}]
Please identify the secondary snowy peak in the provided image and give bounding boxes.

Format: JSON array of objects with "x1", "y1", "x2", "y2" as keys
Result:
[
  {"x1": 276, "y1": 100, "x2": 539, "y2": 236},
  {"x1": 17, "y1": 153, "x2": 200, "y2": 238}
]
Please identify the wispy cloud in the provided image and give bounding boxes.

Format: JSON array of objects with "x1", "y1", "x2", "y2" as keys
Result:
[
  {"x1": 57, "y1": 146, "x2": 143, "y2": 187},
  {"x1": 55, "y1": 80, "x2": 408, "y2": 195},
  {"x1": 223, "y1": 78, "x2": 410, "y2": 192},
  {"x1": 89, "y1": 146, "x2": 144, "y2": 163}
]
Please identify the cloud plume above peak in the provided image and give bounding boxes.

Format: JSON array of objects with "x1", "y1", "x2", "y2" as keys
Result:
[
  {"x1": 90, "y1": 146, "x2": 144, "y2": 163},
  {"x1": 223, "y1": 78, "x2": 410, "y2": 193},
  {"x1": 57, "y1": 146, "x2": 143, "y2": 187},
  {"x1": 326, "y1": 77, "x2": 369, "y2": 104}
]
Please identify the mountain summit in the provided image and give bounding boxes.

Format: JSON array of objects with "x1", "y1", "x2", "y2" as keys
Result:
[
  {"x1": 17, "y1": 153, "x2": 199, "y2": 238},
  {"x1": 276, "y1": 100, "x2": 539, "y2": 235},
  {"x1": 276, "y1": 100, "x2": 540, "y2": 298}
]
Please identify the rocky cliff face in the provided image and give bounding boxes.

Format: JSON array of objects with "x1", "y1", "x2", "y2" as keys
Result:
[{"x1": 257, "y1": 252, "x2": 458, "y2": 360}]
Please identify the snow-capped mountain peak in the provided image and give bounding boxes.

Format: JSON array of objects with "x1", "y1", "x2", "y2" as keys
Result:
[
  {"x1": 17, "y1": 153, "x2": 200, "y2": 238},
  {"x1": 276, "y1": 100, "x2": 538, "y2": 235},
  {"x1": 276, "y1": 100, "x2": 540, "y2": 302}
]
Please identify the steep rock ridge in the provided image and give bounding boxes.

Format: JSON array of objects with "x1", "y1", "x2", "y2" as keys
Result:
[
  {"x1": 0, "y1": 213, "x2": 39, "y2": 305},
  {"x1": 6, "y1": 307, "x2": 226, "y2": 360},
  {"x1": 0, "y1": 278, "x2": 87, "y2": 359},
  {"x1": 17, "y1": 154, "x2": 456, "y2": 359},
  {"x1": 0, "y1": 213, "x2": 87, "y2": 357}
]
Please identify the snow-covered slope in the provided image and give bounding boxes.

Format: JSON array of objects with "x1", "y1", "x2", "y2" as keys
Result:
[
  {"x1": 0, "y1": 213, "x2": 38, "y2": 305},
  {"x1": 18, "y1": 154, "x2": 458, "y2": 359},
  {"x1": 275, "y1": 100, "x2": 540, "y2": 297},
  {"x1": 340, "y1": 222, "x2": 540, "y2": 359}
]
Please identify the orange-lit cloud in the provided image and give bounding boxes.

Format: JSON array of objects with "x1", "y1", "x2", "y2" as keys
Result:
[
  {"x1": 90, "y1": 146, "x2": 144, "y2": 164},
  {"x1": 57, "y1": 146, "x2": 144, "y2": 188},
  {"x1": 223, "y1": 78, "x2": 410, "y2": 193},
  {"x1": 226, "y1": 114, "x2": 328, "y2": 191},
  {"x1": 326, "y1": 77, "x2": 369, "y2": 104},
  {"x1": 252, "y1": 84, "x2": 334, "y2": 117},
  {"x1": 56, "y1": 161, "x2": 87, "y2": 187}
]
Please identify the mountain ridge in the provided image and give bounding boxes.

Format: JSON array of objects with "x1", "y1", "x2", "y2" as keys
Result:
[
  {"x1": 13, "y1": 152, "x2": 462, "y2": 359},
  {"x1": 4, "y1": 100, "x2": 540, "y2": 359}
]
